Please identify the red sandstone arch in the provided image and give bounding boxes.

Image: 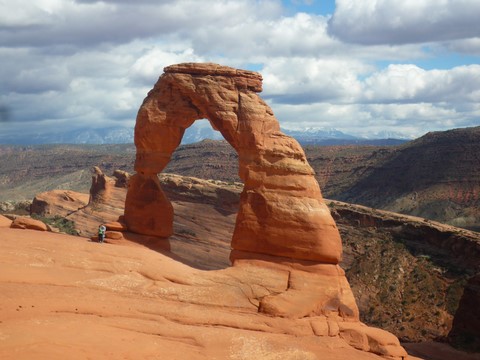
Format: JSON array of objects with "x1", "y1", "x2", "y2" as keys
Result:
[{"x1": 125, "y1": 63, "x2": 342, "y2": 263}]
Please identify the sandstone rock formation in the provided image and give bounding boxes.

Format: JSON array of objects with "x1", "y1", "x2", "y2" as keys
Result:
[
  {"x1": 89, "y1": 166, "x2": 116, "y2": 204},
  {"x1": 9, "y1": 165, "x2": 480, "y2": 357},
  {"x1": 28, "y1": 168, "x2": 132, "y2": 238},
  {"x1": 125, "y1": 63, "x2": 342, "y2": 264},
  {"x1": 112, "y1": 169, "x2": 130, "y2": 188},
  {"x1": 10, "y1": 216, "x2": 48, "y2": 231},
  {"x1": 0, "y1": 228, "x2": 413, "y2": 360},
  {"x1": 31, "y1": 190, "x2": 89, "y2": 217},
  {"x1": 25, "y1": 171, "x2": 480, "y2": 348},
  {"x1": 71, "y1": 168, "x2": 131, "y2": 237},
  {"x1": 120, "y1": 63, "x2": 411, "y2": 359},
  {"x1": 0, "y1": 214, "x2": 12, "y2": 227}
]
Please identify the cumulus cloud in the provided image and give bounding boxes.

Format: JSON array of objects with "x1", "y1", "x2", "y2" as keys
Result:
[
  {"x1": 263, "y1": 60, "x2": 480, "y2": 107},
  {"x1": 272, "y1": 101, "x2": 476, "y2": 138},
  {"x1": 266, "y1": 62, "x2": 480, "y2": 137},
  {"x1": 262, "y1": 57, "x2": 369, "y2": 104},
  {"x1": 362, "y1": 64, "x2": 480, "y2": 103},
  {"x1": 0, "y1": 0, "x2": 283, "y2": 48},
  {"x1": 328, "y1": 0, "x2": 480, "y2": 46},
  {"x1": 129, "y1": 47, "x2": 204, "y2": 86},
  {"x1": 0, "y1": 0, "x2": 479, "y2": 141}
]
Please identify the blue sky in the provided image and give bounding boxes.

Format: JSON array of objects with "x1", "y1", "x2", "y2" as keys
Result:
[
  {"x1": 0, "y1": 0, "x2": 479, "y2": 141},
  {"x1": 282, "y1": 0, "x2": 336, "y2": 16}
]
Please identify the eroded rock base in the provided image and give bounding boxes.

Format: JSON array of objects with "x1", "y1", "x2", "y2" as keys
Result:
[{"x1": 0, "y1": 229, "x2": 410, "y2": 360}]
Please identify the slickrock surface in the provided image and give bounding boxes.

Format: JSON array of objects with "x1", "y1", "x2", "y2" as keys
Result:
[
  {"x1": 52, "y1": 168, "x2": 363, "y2": 329},
  {"x1": 30, "y1": 172, "x2": 480, "y2": 347},
  {"x1": 31, "y1": 190, "x2": 89, "y2": 217},
  {"x1": 0, "y1": 214, "x2": 12, "y2": 227},
  {"x1": 0, "y1": 228, "x2": 414, "y2": 360},
  {"x1": 19, "y1": 167, "x2": 413, "y2": 358},
  {"x1": 125, "y1": 63, "x2": 342, "y2": 263},
  {"x1": 10, "y1": 216, "x2": 48, "y2": 231}
]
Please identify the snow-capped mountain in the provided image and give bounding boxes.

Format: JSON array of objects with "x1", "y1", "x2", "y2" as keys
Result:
[
  {"x1": 180, "y1": 120, "x2": 223, "y2": 144},
  {"x1": 0, "y1": 127, "x2": 135, "y2": 145},
  {"x1": 0, "y1": 122, "x2": 410, "y2": 146},
  {"x1": 361, "y1": 130, "x2": 415, "y2": 140}
]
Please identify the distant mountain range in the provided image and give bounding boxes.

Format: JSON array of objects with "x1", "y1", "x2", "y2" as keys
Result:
[
  {"x1": 0, "y1": 121, "x2": 410, "y2": 146},
  {"x1": 282, "y1": 128, "x2": 409, "y2": 146}
]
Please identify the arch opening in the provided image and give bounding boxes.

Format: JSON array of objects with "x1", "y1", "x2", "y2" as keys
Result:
[
  {"x1": 180, "y1": 119, "x2": 224, "y2": 145},
  {"x1": 161, "y1": 121, "x2": 241, "y2": 270}
]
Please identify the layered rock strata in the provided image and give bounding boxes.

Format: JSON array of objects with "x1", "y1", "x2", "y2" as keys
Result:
[
  {"x1": 120, "y1": 63, "x2": 410, "y2": 358},
  {"x1": 125, "y1": 63, "x2": 342, "y2": 263}
]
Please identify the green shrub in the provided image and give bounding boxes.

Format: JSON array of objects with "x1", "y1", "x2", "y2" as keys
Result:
[{"x1": 31, "y1": 214, "x2": 78, "y2": 236}]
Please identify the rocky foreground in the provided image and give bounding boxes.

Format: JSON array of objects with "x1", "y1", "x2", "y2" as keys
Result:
[
  {"x1": 1, "y1": 223, "x2": 413, "y2": 360},
  {"x1": 0, "y1": 165, "x2": 418, "y2": 360},
  {"x1": 2, "y1": 170, "x2": 480, "y2": 359}
]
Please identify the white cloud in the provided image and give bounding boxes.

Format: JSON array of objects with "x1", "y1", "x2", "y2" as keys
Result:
[
  {"x1": 328, "y1": 0, "x2": 480, "y2": 46},
  {"x1": 0, "y1": 0, "x2": 479, "y2": 142},
  {"x1": 362, "y1": 64, "x2": 480, "y2": 103},
  {"x1": 272, "y1": 101, "x2": 476, "y2": 138},
  {"x1": 0, "y1": 0, "x2": 283, "y2": 48},
  {"x1": 264, "y1": 61, "x2": 480, "y2": 137},
  {"x1": 262, "y1": 57, "x2": 369, "y2": 103},
  {"x1": 129, "y1": 47, "x2": 204, "y2": 86}
]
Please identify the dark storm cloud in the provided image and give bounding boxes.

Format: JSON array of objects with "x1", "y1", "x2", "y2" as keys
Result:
[{"x1": 0, "y1": 105, "x2": 11, "y2": 122}]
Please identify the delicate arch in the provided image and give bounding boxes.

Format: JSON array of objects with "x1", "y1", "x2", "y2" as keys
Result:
[{"x1": 125, "y1": 63, "x2": 342, "y2": 263}]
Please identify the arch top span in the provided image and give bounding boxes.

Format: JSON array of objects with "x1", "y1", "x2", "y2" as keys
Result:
[
  {"x1": 164, "y1": 62, "x2": 263, "y2": 93},
  {"x1": 125, "y1": 62, "x2": 343, "y2": 264}
]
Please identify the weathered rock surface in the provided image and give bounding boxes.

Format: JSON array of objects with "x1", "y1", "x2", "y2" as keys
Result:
[
  {"x1": 125, "y1": 173, "x2": 174, "y2": 237},
  {"x1": 104, "y1": 220, "x2": 127, "y2": 232},
  {"x1": 0, "y1": 228, "x2": 413, "y2": 360},
  {"x1": 69, "y1": 166, "x2": 362, "y2": 327},
  {"x1": 112, "y1": 169, "x2": 130, "y2": 188},
  {"x1": 31, "y1": 190, "x2": 89, "y2": 217},
  {"x1": 89, "y1": 166, "x2": 116, "y2": 204},
  {"x1": 125, "y1": 63, "x2": 342, "y2": 263},
  {"x1": 162, "y1": 126, "x2": 480, "y2": 231},
  {"x1": 26, "y1": 170, "x2": 480, "y2": 347},
  {"x1": 0, "y1": 214, "x2": 12, "y2": 227},
  {"x1": 160, "y1": 173, "x2": 243, "y2": 211},
  {"x1": 119, "y1": 62, "x2": 409, "y2": 358},
  {"x1": 10, "y1": 216, "x2": 48, "y2": 231},
  {"x1": 328, "y1": 199, "x2": 480, "y2": 343}
]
